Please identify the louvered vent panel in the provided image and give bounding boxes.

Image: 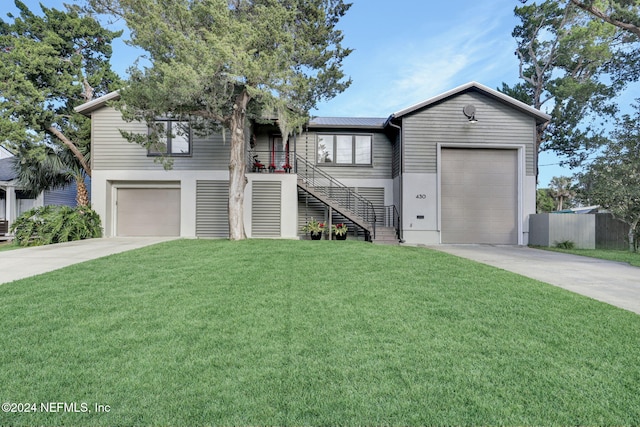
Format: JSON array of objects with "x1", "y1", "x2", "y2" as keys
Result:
[
  {"x1": 252, "y1": 181, "x2": 281, "y2": 237},
  {"x1": 196, "y1": 180, "x2": 229, "y2": 237}
]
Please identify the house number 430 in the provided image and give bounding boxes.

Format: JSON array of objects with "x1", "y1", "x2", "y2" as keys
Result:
[{"x1": 416, "y1": 194, "x2": 427, "y2": 199}]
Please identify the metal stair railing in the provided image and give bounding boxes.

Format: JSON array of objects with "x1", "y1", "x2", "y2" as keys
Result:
[
  {"x1": 384, "y1": 205, "x2": 401, "y2": 239},
  {"x1": 295, "y1": 155, "x2": 377, "y2": 239}
]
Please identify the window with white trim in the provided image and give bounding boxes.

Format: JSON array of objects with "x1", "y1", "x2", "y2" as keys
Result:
[
  {"x1": 148, "y1": 119, "x2": 192, "y2": 156},
  {"x1": 317, "y1": 134, "x2": 372, "y2": 165}
]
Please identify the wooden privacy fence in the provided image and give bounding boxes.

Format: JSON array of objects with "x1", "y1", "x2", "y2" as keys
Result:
[{"x1": 529, "y1": 213, "x2": 629, "y2": 250}]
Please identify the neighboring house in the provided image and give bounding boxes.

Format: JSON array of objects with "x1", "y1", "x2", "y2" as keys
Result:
[
  {"x1": 75, "y1": 81, "x2": 550, "y2": 245},
  {"x1": 0, "y1": 146, "x2": 13, "y2": 159},
  {"x1": 0, "y1": 155, "x2": 84, "y2": 235}
]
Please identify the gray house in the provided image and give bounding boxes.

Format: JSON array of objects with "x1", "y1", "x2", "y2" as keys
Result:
[
  {"x1": 0, "y1": 154, "x2": 84, "y2": 235},
  {"x1": 76, "y1": 81, "x2": 549, "y2": 245}
]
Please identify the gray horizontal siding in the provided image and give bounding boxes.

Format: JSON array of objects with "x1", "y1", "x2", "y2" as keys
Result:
[
  {"x1": 43, "y1": 184, "x2": 78, "y2": 207},
  {"x1": 252, "y1": 181, "x2": 281, "y2": 237},
  {"x1": 355, "y1": 187, "x2": 385, "y2": 225},
  {"x1": 294, "y1": 130, "x2": 393, "y2": 180},
  {"x1": 92, "y1": 107, "x2": 231, "y2": 171},
  {"x1": 403, "y1": 92, "x2": 536, "y2": 176}
]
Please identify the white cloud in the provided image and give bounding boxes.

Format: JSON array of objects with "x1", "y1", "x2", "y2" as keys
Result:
[{"x1": 314, "y1": 0, "x2": 521, "y2": 117}]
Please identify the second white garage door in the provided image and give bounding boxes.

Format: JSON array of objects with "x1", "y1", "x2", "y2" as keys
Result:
[
  {"x1": 116, "y1": 188, "x2": 181, "y2": 236},
  {"x1": 441, "y1": 148, "x2": 518, "y2": 244}
]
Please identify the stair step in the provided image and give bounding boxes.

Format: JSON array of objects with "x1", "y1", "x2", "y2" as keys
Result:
[{"x1": 372, "y1": 226, "x2": 400, "y2": 245}]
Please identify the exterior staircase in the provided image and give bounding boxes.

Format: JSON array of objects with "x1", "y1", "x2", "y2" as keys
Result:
[
  {"x1": 372, "y1": 226, "x2": 400, "y2": 245},
  {"x1": 295, "y1": 155, "x2": 400, "y2": 244}
]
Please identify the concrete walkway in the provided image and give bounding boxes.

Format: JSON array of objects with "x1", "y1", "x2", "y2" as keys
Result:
[
  {"x1": 429, "y1": 245, "x2": 640, "y2": 315},
  {"x1": 0, "y1": 237, "x2": 177, "y2": 285}
]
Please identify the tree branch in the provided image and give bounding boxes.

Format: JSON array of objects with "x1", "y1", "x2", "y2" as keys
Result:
[
  {"x1": 47, "y1": 127, "x2": 92, "y2": 177},
  {"x1": 570, "y1": 0, "x2": 640, "y2": 37}
]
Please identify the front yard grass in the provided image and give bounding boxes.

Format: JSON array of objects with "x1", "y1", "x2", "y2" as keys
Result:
[
  {"x1": 1, "y1": 239, "x2": 639, "y2": 426},
  {"x1": 0, "y1": 241, "x2": 18, "y2": 252},
  {"x1": 542, "y1": 246, "x2": 640, "y2": 267}
]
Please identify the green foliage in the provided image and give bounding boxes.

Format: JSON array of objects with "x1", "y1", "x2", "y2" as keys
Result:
[
  {"x1": 0, "y1": 0, "x2": 122, "y2": 195},
  {"x1": 536, "y1": 188, "x2": 556, "y2": 213},
  {"x1": 544, "y1": 246, "x2": 640, "y2": 267},
  {"x1": 501, "y1": 0, "x2": 635, "y2": 168},
  {"x1": 576, "y1": 101, "x2": 640, "y2": 251},
  {"x1": 10, "y1": 205, "x2": 102, "y2": 247},
  {"x1": 331, "y1": 222, "x2": 348, "y2": 236},
  {"x1": 554, "y1": 239, "x2": 576, "y2": 249},
  {"x1": 301, "y1": 217, "x2": 325, "y2": 234},
  {"x1": 13, "y1": 140, "x2": 86, "y2": 198},
  {"x1": 569, "y1": 0, "x2": 640, "y2": 38},
  {"x1": 92, "y1": 0, "x2": 352, "y2": 136}
]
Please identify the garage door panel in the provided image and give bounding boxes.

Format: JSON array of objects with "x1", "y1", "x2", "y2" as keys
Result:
[
  {"x1": 117, "y1": 188, "x2": 180, "y2": 236},
  {"x1": 441, "y1": 148, "x2": 518, "y2": 244}
]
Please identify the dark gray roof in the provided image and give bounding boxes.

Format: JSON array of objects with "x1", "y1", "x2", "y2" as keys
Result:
[
  {"x1": 0, "y1": 157, "x2": 17, "y2": 182},
  {"x1": 308, "y1": 117, "x2": 387, "y2": 129}
]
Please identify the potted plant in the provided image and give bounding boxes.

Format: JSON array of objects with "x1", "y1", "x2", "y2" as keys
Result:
[
  {"x1": 301, "y1": 218, "x2": 325, "y2": 240},
  {"x1": 332, "y1": 223, "x2": 348, "y2": 240}
]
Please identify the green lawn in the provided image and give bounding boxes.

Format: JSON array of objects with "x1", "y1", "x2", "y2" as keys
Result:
[
  {"x1": 0, "y1": 241, "x2": 18, "y2": 252},
  {"x1": 1, "y1": 239, "x2": 639, "y2": 426},
  {"x1": 542, "y1": 246, "x2": 640, "y2": 267}
]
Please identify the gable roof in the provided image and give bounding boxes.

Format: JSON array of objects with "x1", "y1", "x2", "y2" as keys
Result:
[
  {"x1": 74, "y1": 90, "x2": 121, "y2": 115},
  {"x1": 0, "y1": 146, "x2": 13, "y2": 159},
  {"x1": 76, "y1": 82, "x2": 551, "y2": 127},
  {"x1": 0, "y1": 157, "x2": 17, "y2": 182},
  {"x1": 387, "y1": 81, "x2": 551, "y2": 125}
]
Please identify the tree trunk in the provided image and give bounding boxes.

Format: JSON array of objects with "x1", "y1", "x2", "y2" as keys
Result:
[
  {"x1": 76, "y1": 176, "x2": 90, "y2": 207},
  {"x1": 228, "y1": 90, "x2": 251, "y2": 240},
  {"x1": 48, "y1": 126, "x2": 92, "y2": 178},
  {"x1": 629, "y1": 218, "x2": 639, "y2": 253}
]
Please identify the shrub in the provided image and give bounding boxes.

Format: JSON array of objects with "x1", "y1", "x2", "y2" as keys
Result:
[
  {"x1": 10, "y1": 205, "x2": 103, "y2": 247},
  {"x1": 554, "y1": 240, "x2": 575, "y2": 249}
]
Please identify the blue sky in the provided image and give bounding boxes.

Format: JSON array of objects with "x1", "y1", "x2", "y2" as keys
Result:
[{"x1": 3, "y1": 0, "x2": 637, "y2": 187}]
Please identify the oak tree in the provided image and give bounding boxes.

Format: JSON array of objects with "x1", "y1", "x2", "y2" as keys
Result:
[
  {"x1": 88, "y1": 0, "x2": 352, "y2": 240},
  {"x1": 502, "y1": 0, "x2": 629, "y2": 173}
]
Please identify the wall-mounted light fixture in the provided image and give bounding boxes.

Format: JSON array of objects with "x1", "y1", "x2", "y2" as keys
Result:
[{"x1": 463, "y1": 104, "x2": 478, "y2": 123}]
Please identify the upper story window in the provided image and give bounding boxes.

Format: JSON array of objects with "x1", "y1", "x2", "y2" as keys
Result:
[
  {"x1": 148, "y1": 119, "x2": 192, "y2": 156},
  {"x1": 317, "y1": 134, "x2": 372, "y2": 165}
]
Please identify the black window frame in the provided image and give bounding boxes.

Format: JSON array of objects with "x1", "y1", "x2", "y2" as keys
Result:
[
  {"x1": 147, "y1": 119, "x2": 193, "y2": 157},
  {"x1": 316, "y1": 133, "x2": 373, "y2": 166}
]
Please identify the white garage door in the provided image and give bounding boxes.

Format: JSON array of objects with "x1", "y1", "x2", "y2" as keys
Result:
[
  {"x1": 116, "y1": 188, "x2": 180, "y2": 236},
  {"x1": 441, "y1": 148, "x2": 518, "y2": 244}
]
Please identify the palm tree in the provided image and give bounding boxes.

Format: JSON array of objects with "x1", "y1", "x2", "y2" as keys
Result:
[
  {"x1": 13, "y1": 141, "x2": 90, "y2": 207},
  {"x1": 549, "y1": 176, "x2": 575, "y2": 211}
]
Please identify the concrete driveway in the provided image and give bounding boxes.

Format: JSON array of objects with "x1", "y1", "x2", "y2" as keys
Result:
[
  {"x1": 0, "y1": 237, "x2": 178, "y2": 285},
  {"x1": 430, "y1": 245, "x2": 640, "y2": 315}
]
